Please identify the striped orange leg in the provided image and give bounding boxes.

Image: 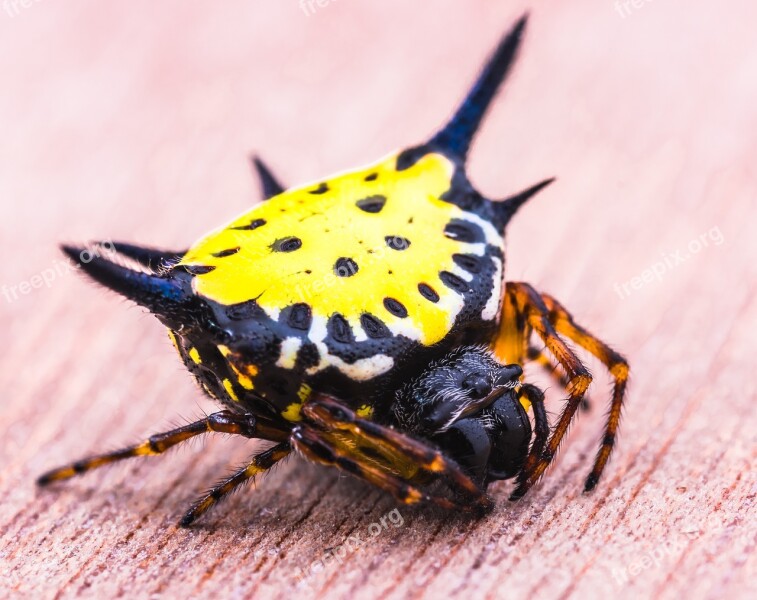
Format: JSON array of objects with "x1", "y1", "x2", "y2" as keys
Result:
[
  {"x1": 37, "y1": 411, "x2": 287, "y2": 485},
  {"x1": 527, "y1": 345, "x2": 591, "y2": 411},
  {"x1": 538, "y1": 293, "x2": 629, "y2": 490},
  {"x1": 179, "y1": 442, "x2": 291, "y2": 527},
  {"x1": 495, "y1": 282, "x2": 593, "y2": 498},
  {"x1": 293, "y1": 395, "x2": 491, "y2": 512},
  {"x1": 512, "y1": 383, "x2": 549, "y2": 499},
  {"x1": 294, "y1": 426, "x2": 451, "y2": 508},
  {"x1": 293, "y1": 426, "x2": 486, "y2": 512}
]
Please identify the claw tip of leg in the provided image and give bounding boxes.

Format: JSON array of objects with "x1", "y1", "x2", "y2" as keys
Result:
[
  {"x1": 475, "y1": 498, "x2": 494, "y2": 516},
  {"x1": 509, "y1": 488, "x2": 526, "y2": 501},
  {"x1": 583, "y1": 474, "x2": 599, "y2": 492},
  {"x1": 178, "y1": 514, "x2": 195, "y2": 528}
]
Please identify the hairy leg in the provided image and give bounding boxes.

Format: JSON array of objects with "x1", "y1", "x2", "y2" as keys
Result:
[
  {"x1": 179, "y1": 442, "x2": 291, "y2": 526},
  {"x1": 37, "y1": 411, "x2": 286, "y2": 485},
  {"x1": 539, "y1": 292, "x2": 629, "y2": 490},
  {"x1": 495, "y1": 282, "x2": 592, "y2": 497},
  {"x1": 293, "y1": 395, "x2": 491, "y2": 512}
]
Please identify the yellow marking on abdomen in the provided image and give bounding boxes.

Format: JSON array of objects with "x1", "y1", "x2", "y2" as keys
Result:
[
  {"x1": 180, "y1": 152, "x2": 482, "y2": 347},
  {"x1": 228, "y1": 362, "x2": 255, "y2": 390},
  {"x1": 222, "y1": 378, "x2": 240, "y2": 402},
  {"x1": 188, "y1": 347, "x2": 202, "y2": 364},
  {"x1": 167, "y1": 330, "x2": 181, "y2": 353}
]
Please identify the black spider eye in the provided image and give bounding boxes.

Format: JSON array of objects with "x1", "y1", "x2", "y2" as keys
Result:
[{"x1": 462, "y1": 373, "x2": 492, "y2": 398}]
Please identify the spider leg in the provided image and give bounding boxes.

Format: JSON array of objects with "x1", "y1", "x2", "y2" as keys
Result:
[
  {"x1": 304, "y1": 396, "x2": 484, "y2": 498},
  {"x1": 494, "y1": 282, "x2": 593, "y2": 497},
  {"x1": 527, "y1": 345, "x2": 562, "y2": 378},
  {"x1": 37, "y1": 411, "x2": 287, "y2": 485},
  {"x1": 292, "y1": 425, "x2": 481, "y2": 512},
  {"x1": 527, "y1": 345, "x2": 592, "y2": 412},
  {"x1": 538, "y1": 292, "x2": 629, "y2": 491},
  {"x1": 511, "y1": 383, "x2": 549, "y2": 499},
  {"x1": 294, "y1": 395, "x2": 491, "y2": 512},
  {"x1": 179, "y1": 442, "x2": 291, "y2": 527}
]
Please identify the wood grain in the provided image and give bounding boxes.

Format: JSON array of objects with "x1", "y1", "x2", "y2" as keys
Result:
[{"x1": 1, "y1": 1, "x2": 755, "y2": 599}]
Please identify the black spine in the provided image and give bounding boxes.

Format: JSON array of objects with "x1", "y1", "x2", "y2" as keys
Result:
[
  {"x1": 61, "y1": 244, "x2": 188, "y2": 311},
  {"x1": 429, "y1": 14, "x2": 528, "y2": 160},
  {"x1": 251, "y1": 155, "x2": 286, "y2": 199},
  {"x1": 491, "y1": 177, "x2": 555, "y2": 229}
]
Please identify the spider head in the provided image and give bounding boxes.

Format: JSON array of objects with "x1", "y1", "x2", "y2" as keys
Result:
[{"x1": 392, "y1": 346, "x2": 532, "y2": 486}]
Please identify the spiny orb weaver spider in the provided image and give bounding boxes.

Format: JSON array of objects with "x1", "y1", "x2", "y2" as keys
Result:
[{"x1": 38, "y1": 15, "x2": 629, "y2": 526}]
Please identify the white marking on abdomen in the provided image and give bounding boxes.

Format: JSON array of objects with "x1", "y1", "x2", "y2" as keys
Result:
[
  {"x1": 276, "y1": 337, "x2": 303, "y2": 369},
  {"x1": 481, "y1": 256, "x2": 503, "y2": 321}
]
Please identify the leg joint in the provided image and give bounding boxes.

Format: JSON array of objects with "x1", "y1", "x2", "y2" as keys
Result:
[
  {"x1": 567, "y1": 371, "x2": 592, "y2": 396},
  {"x1": 609, "y1": 359, "x2": 629, "y2": 381}
]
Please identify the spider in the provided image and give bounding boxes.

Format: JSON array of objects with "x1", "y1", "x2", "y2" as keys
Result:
[{"x1": 38, "y1": 15, "x2": 628, "y2": 526}]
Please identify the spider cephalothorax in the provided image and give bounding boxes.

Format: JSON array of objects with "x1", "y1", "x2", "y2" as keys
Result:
[
  {"x1": 392, "y1": 345, "x2": 531, "y2": 485},
  {"x1": 38, "y1": 14, "x2": 629, "y2": 526},
  {"x1": 393, "y1": 345, "x2": 523, "y2": 435}
]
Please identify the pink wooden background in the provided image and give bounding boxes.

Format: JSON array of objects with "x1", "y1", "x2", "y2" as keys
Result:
[{"x1": 1, "y1": 1, "x2": 755, "y2": 599}]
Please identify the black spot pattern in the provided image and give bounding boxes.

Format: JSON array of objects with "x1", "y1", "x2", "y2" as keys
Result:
[
  {"x1": 183, "y1": 265, "x2": 216, "y2": 275},
  {"x1": 355, "y1": 195, "x2": 387, "y2": 213},
  {"x1": 334, "y1": 257, "x2": 359, "y2": 277},
  {"x1": 452, "y1": 253, "x2": 481, "y2": 273},
  {"x1": 309, "y1": 183, "x2": 329, "y2": 195},
  {"x1": 360, "y1": 313, "x2": 390, "y2": 338},
  {"x1": 271, "y1": 237, "x2": 302, "y2": 252},
  {"x1": 385, "y1": 236, "x2": 411, "y2": 250},
  {"x1": 444, "y1": 219, "x2": 484, "y2": 243},
  {"x1": 418, "y1": 283, "x2": 440, "y2": 303},
  {"x1": 285, "y1": 303, "x2": 312, "y2": 331},
  {"x1": 225, "y1": 299, "x2": 266, "y2": 321},
  {"x1": 328, "y1": 313, "x2": 354, "y2": 344},
  {"x1": 383, "y1": 297, "x2": 408, "y2": 318},
  {"x1": 231, "y1": 218, "x2": 266, "y2": 231},
  {"x1": 180, "y1": 138, "x2": 511, "y2": 420},
  {"x1": 212, "y1": 247, "x2": 240, "y2": 258},
  {"x1": 440, "y1": 270, "x2": 470, "y2": 294}
]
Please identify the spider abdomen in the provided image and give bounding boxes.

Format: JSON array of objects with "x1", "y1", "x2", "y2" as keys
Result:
[{"x1": 176, "y1": 151, "x2": 506, "y2": 419}]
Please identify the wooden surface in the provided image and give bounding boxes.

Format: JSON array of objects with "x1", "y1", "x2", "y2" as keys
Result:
[{"x1": 1, "y1": 2, "x2": 755, "y2": 599}]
